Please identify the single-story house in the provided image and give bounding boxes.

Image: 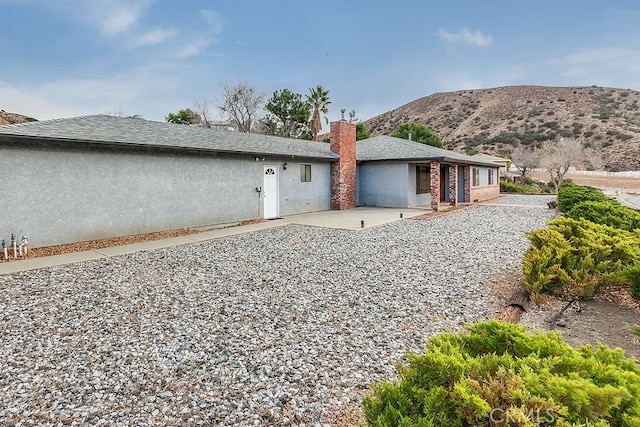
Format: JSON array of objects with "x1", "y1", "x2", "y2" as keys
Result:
[
  {"x1": 0, "y1": 115, "x2": 499, "y2": 247},
  {"x1": 471, "y1": 153, "x2": 510, "y2": 178},
  {"x1": 357, "y1": 136, "x2": 501, "y2": 209}
]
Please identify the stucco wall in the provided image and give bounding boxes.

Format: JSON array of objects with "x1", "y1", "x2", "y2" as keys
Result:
[
  {"x1": 358, "y1": 162, "x2": 409, "y2": 207},
  {"x1": 0, "y1": 143, "x2": 330, "y2": 247},
  {"x1": 279, "y1": 161, "x2": 331, "y2": 215}
]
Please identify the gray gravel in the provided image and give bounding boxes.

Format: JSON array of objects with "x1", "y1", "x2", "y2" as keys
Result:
[{"x1": 0, "y1": 196, "x2": 555, "y2": 426}]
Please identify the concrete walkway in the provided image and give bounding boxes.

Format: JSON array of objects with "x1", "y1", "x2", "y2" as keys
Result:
[{"x1": 0, "y1": 207, "x2": 430, "y2": 275}]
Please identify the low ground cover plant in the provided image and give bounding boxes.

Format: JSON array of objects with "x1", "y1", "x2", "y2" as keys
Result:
[
  {"x1": 557, "y1": 181, "x2": 609, "y2": 212},
  {"x1": 524, "y1": 183, "x2": 640, "y2": 300},
  {"x1": 523, "y1": 217, "x2": 640, "y2": 299},
  {"x1": 565, "y1": 200, "x2": 640, "y2": 232},
  {"x1": 362, "y1": 321, "x2": 640, "y2": 426}
]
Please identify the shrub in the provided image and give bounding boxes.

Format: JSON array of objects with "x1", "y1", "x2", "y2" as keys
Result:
[
  {"x1": 362, "y1": 321, "x2": 640, "y2": 427},
  {"x1": 557, "y1": 182, "x2": 609, "y2": 212},
  {"x1": 628, "y1": 264, "x2": 640, "y2": 300},
  {"x1": 566, "y1": 200, "x2": 640, "y2": 232},
  {"x1": 523, "y1": 217, "x2": 640, "y2": 299},
  {"x1": 500, "y1": 181, "x2": 526, "y2": 193},
  {"x1": 501, "y1": 179, "x2": 552, "y2": 194}
]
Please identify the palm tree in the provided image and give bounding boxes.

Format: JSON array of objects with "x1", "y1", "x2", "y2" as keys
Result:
[{"x1": 306, "y1": 85, "x2": 331, "y2": 141}]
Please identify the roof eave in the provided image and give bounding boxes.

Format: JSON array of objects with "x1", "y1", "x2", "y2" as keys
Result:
[{"x1": 0, "y1": 133, "x2": 338, "y2": 161}]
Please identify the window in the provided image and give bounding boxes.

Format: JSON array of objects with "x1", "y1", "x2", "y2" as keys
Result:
[
  {"x1": 416, "y1": 165, "x2": 430, "y2": 194},
  {"x1": 472, "y1": 168, "x2": 480, "y2": 186},
  {"x1": 300, "y1": 164, "x2": 311, "y2": 182},
  {"x1": 488, "y1": 169, "x2": 494, "y2": 185}
]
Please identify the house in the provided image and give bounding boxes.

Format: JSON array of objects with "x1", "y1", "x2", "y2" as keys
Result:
[
  {"x1": 357, "y1": 136, "x2": 501, "y2": 210},
  {"x1": 471, "y1": 153, "x2": 510, "y2": 179},
  {"x1": 0, "y1": 115, "x2": 499, "y2": 247}
]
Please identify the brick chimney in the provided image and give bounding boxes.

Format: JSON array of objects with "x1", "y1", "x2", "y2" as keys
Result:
[{"x1": 329, "y1": 120, "x2": 357, "y2": 210}]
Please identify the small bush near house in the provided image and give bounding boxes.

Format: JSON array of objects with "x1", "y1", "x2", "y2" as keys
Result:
[
  {"x1": 557, "y1": 182, "x2": 609, "y2": 212},
  {"x1": 523, "y1": 217, "x2": 640, "y2": 299},
  {"x1": 362, "y1": 321, "x2": 640, "y2": 427},
  {"x1": 566, "y1": 200, "x2": 640, "y2": 232},
  {"x1": 500, "y1": 179, "x2": 553, "y2": 194},
  {"x1": 500, "y1": 181, "x2": 526, "y2": 193}
]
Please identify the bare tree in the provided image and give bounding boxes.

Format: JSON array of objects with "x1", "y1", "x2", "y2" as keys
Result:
[
  {"x1": 193, "y1": 100, "x2": 213, "y2": 128},
  {"x1": 538, "y1": 138, "x2": 585, "y2": 193},
  {"x1": 218, "y1": 82, "x2": 265, "y2": 132},
  {"x1": 510, "y1": 145, "x2": 540, "y2": 179},
  {"x1": 583, "y1": 141, "x2": 604, "y2": 171}
]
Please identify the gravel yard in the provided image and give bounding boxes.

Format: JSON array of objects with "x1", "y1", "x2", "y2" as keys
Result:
[{"x1": 0, "y1": 196, "x2": 555, "y2": 426}]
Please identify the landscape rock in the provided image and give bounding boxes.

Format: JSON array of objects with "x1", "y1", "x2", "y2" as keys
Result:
[{"x1": 0, "y1": 195, "x2": 554, "y2": 425}]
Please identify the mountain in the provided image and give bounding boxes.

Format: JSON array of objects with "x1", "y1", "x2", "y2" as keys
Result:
[
  {"x1": 364, "y1": 85, "x2": 640, "y2": 171},
  {"x1": 0, "y1": 110, "x2": 37, "y2": 125}
]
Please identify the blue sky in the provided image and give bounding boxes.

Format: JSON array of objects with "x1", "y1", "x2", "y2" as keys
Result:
[{"x1": 2, "y1": 0, "x2": 640, "y2": 126}]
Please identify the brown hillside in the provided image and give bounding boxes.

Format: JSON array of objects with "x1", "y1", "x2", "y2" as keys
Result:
[
  {"x1": 0, "y1": 110, "x2": 37, "y2": 125},
  {"x1": 364, "y1": 85, "x2": 640, "y2": 171}
]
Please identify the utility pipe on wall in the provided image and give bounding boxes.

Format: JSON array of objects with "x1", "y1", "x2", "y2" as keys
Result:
[
  {"x1": 21, "y1": 236, "x2": 28, "y2": 256},
  {"x1": 0, "y1": 234, "x2": 30, "y2": 260}
]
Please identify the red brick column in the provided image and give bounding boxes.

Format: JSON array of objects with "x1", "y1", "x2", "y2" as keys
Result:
[
  {"x1": 330, "y1": 121, "x2": 357, "y2": 210},
  {"x1": 464, "y1": 165, "x2": 471, "y2": 203},
  {"x1": 430, "y1": 161, "x2": 440, "y2": 211},
  {"x1": 449, "y1": 164, "x2": 458, "y2": 206}
]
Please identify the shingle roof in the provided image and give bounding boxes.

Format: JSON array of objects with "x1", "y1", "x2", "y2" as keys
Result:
[
  {"x1": 0, "y1": 115, "x2": 338, "y2": 160},
  {"x1": 356, "y1": 135, "x2": 500, "y2": 167},
  {"x1": 471, "y1": 153, "x2": 510, "y2": 165}
]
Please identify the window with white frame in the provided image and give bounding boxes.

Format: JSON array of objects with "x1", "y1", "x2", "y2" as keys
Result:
[
  {"x1": 488, "y1": 169, "x2": 494, "y2": 185},
  {"x1": 416, "y1": 165, "x2": 430, "y2": 194},
  {"x1": 300, "y1": 164, "x2": 311, "y2": 182},
  {"x1": 472, "y1": 167, "x2": 480, "y2": 186}
]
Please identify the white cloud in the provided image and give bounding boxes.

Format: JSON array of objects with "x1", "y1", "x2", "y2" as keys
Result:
[
  {"x1": 0, "y1": 81, "x2": 80, "y2": 119},
  {"x1": 25, "y1": 0, "x2": 155, "y2": 37},
  {"x1": 199, "y1": 10, "x2": 224, "y2": 34},
  {"x1": 0, "y1": 64, "x2": 178, "y2": 120},
  {"x1": 560, "y1": 47, "x2": 640, "y2": 70},
  {"x1": 87, "y1": 0, "x2": 155, "y2": 36},
  {"x1": 177, "y1": 38, "x2": 216, "y2": 58},
  {"x1": 543, "y1": 46, "x2": 640, "y2": 88},
  {"x1": 437, "y1": 28, "x2": 494, "y2": 47},
  {"x1": 132, "y1": 28, "x2": 176, "y2": 47},
  {"x1": 174, "y1": 10, "x2": 225, "y2": 58}
]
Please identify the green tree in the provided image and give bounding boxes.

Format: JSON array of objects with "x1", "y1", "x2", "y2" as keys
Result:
[
  {"x1": 392, "y1": 123, "x2": 443, "y2": 147},
  {"x1": 306, "y1": 85, "x2": 330, "y2": 141},
  {"x1": 260, "y1": 89, "x2": 311, "y2": 139},
  {"x1": 165, "y1": 109, "x2": 201, "y2": 125},
  {"x1": 356, "y1": 122, "x2": 371, "y2": 140}
]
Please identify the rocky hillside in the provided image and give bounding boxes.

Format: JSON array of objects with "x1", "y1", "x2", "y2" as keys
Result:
[
  {"x1": 364, "y1": 85, "x2": 640, "y2": 171},
  {"x1": 0, "y1": 110, "x2": 37, "y2": 125}
]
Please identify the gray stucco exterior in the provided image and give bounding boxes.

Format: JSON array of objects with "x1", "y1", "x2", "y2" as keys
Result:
[
  {"x1": 358, "y1": 162, "x2": 431, "y2": 208},
  {"x1": 0, "y1": 117, "x2": 500, "y2": 248},
  {"x1": 0, "y1": 142, "x2": 330, "y2": 247},
  {"x1": 0, "y1": 115, "x2": 335, "y2": 248}
]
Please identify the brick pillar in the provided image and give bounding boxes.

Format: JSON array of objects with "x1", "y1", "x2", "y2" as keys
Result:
[
  {"x1": 330, "y1": 121, "x2": 357, "y2": 210},
  {"x1": 464, "y1": 165, "x2": 471, "y2": 203},
  {"x1": 430, "y1": 161, "x2": 440, "y2": 211},
  {"x1": 449, "y1": 164, "x2": 458, "y2": 206}
]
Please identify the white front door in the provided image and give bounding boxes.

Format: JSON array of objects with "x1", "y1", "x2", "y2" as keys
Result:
[{"x1": 263, "y1": 165, "x2": 279, "y2": 219}]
